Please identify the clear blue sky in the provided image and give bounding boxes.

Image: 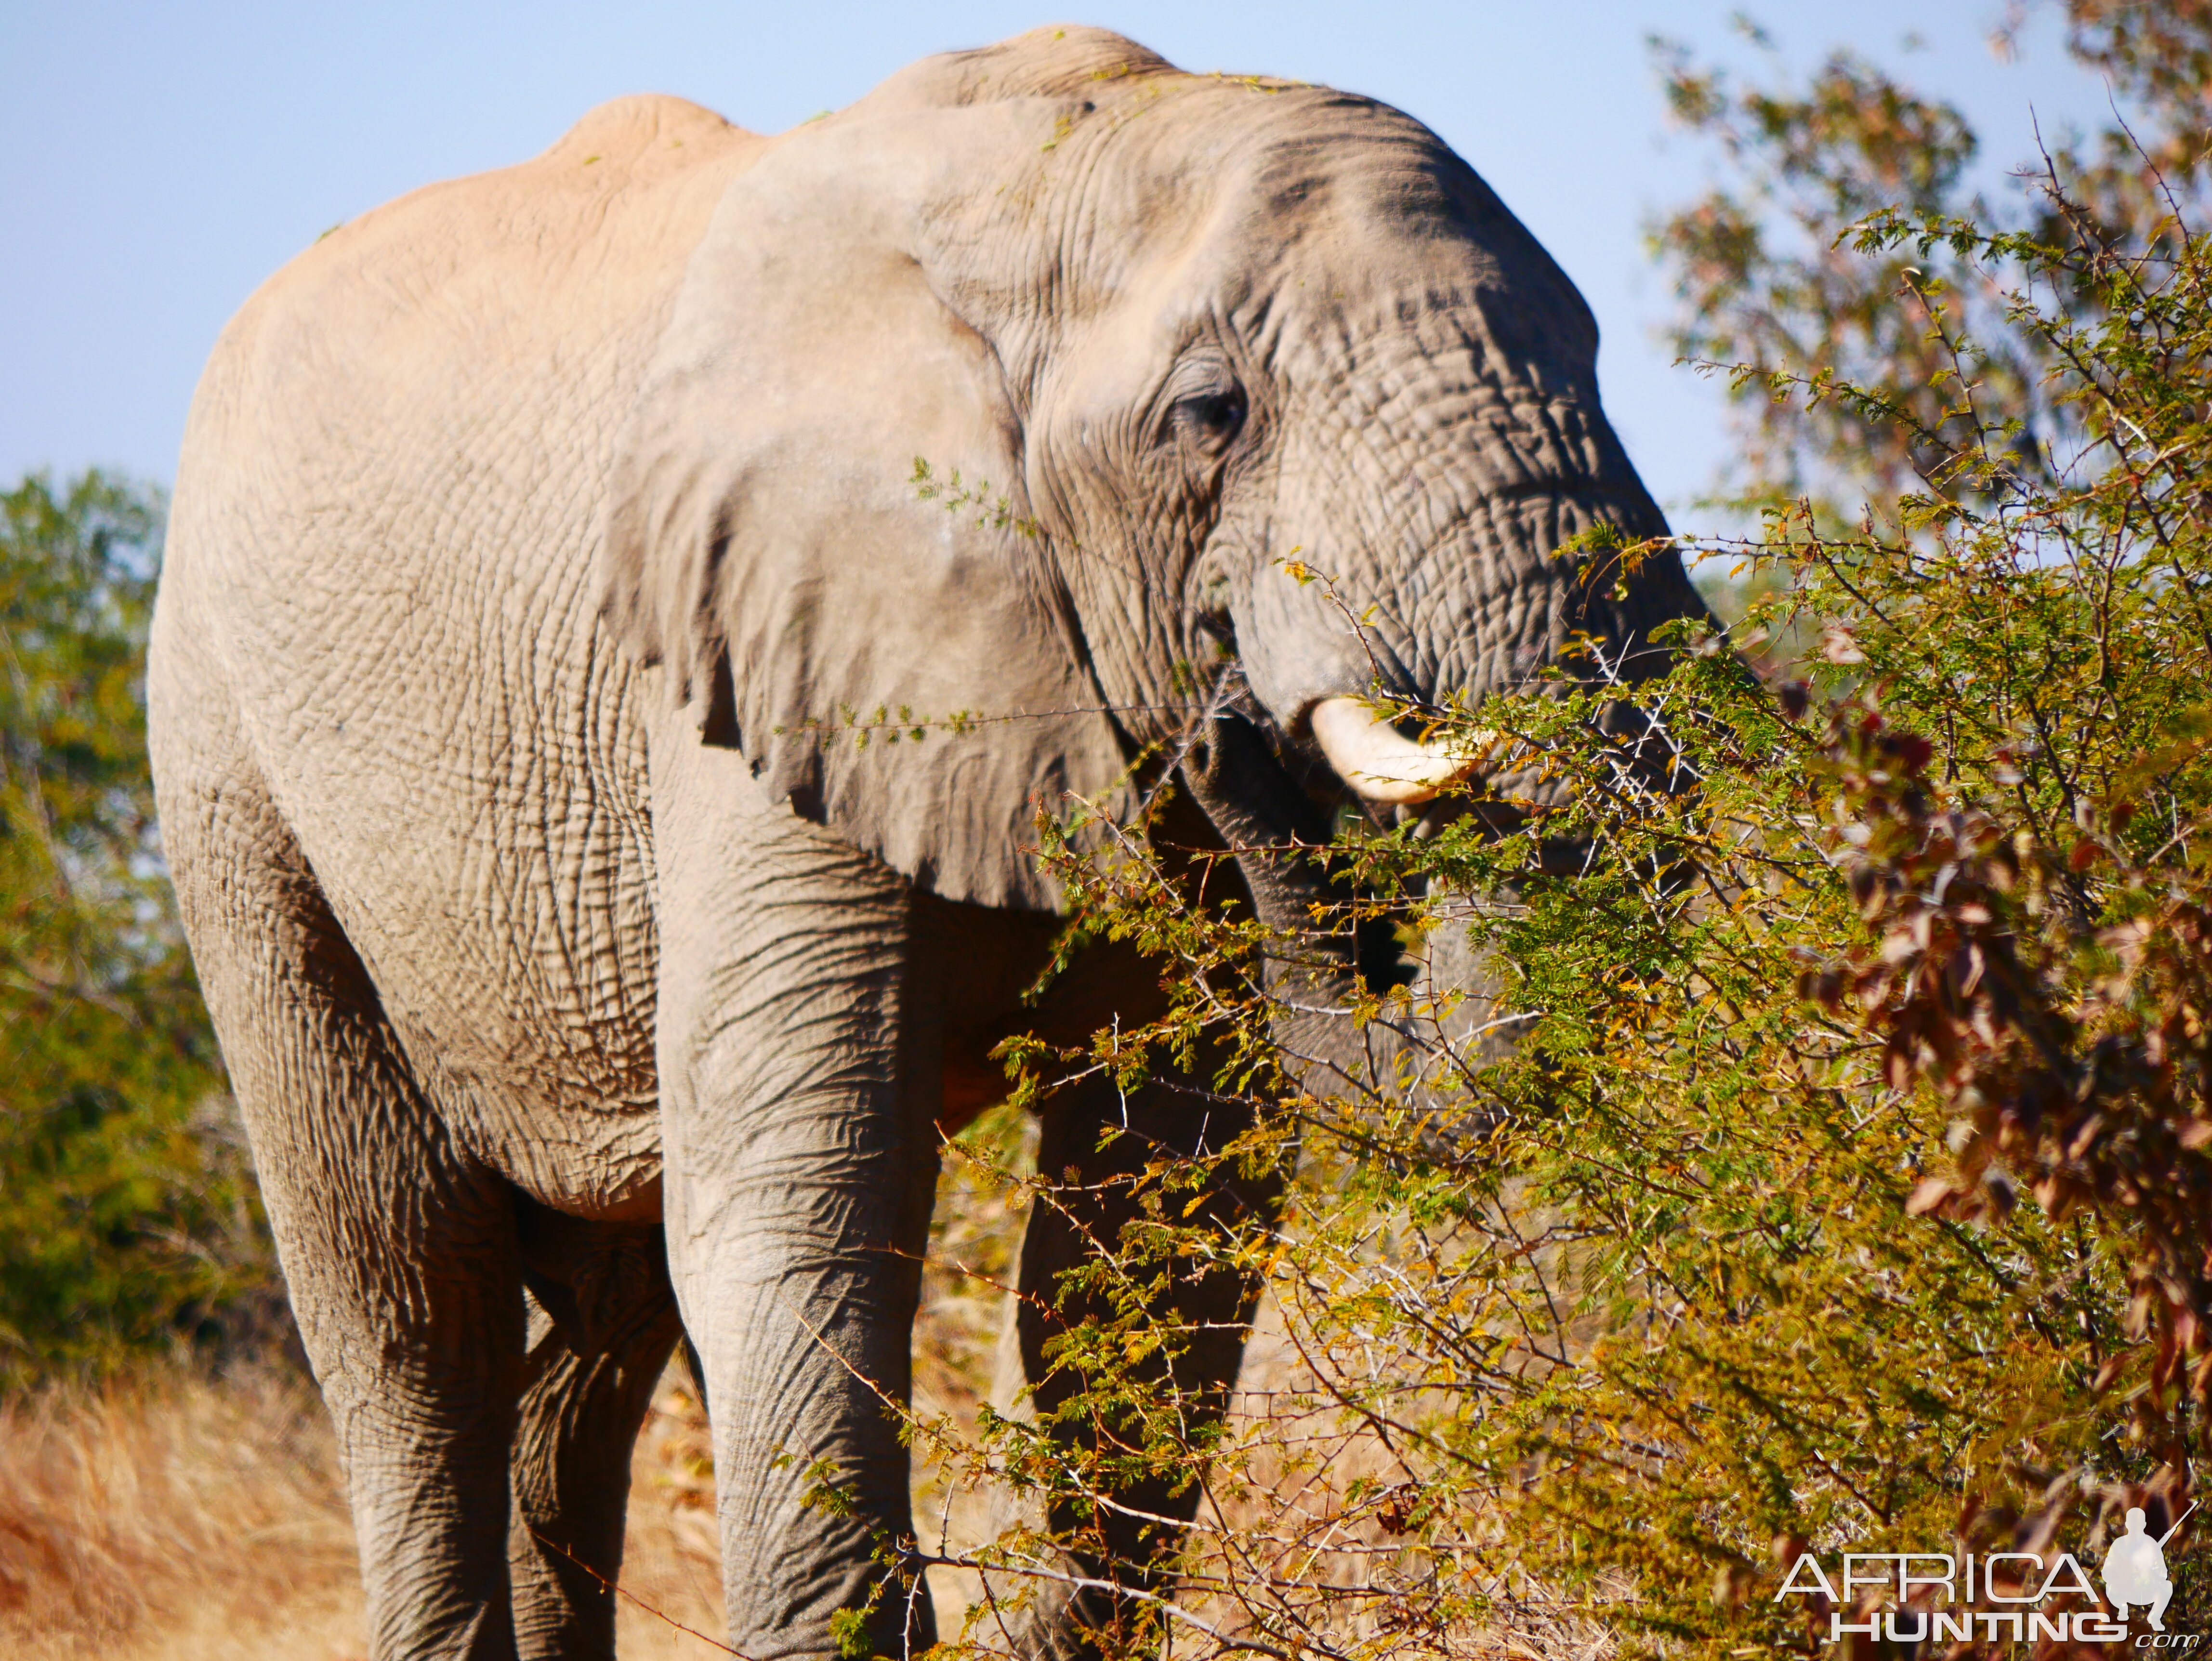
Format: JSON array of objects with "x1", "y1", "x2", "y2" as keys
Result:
[{"x1": 2, "y1": 2, "x2": 2123, "y2": 519}]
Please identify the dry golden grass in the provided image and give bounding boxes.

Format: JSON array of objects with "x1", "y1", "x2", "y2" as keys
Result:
[
  {"x1": 0, "y1": 1364, "x2": 361, "y2": 1661},
  {"x1": 0, "y1": 1138, "x2": 1028, "y2": 1661},
  {"x1": 0, "y1": 1363, "x2": 754, "y2": 1661}
]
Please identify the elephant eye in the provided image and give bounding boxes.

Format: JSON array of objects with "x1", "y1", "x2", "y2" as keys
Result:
[{"x1": 1170, "y1": 387, "x2": 1247, "y2": 455}]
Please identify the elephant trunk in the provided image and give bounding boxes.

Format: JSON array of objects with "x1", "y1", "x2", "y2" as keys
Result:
[{"x1": 1182, "y1": 713, "x2": 1502, "y2": 1118}]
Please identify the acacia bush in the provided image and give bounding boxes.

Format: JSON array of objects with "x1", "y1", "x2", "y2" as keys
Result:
[{"x1": 876, "y1": 8, "x2": 2212, "y2": 1658}]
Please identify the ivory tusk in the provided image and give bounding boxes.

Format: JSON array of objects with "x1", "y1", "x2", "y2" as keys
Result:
[{"x1": 1308, "y1": 696, "x2": 1489, "y2": 806}]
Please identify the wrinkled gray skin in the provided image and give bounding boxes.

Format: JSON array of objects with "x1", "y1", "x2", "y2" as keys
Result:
[{"x1": 148, "y1": 26, "x2": 1701, "y2": 1661}]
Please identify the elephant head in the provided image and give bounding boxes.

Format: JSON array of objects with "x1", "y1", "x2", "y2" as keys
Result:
[{"x1": 604, "y1": 25, "x2": 1703, "y2": 916}]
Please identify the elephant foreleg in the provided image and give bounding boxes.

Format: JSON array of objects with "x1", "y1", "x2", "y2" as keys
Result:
[
  {"x1": 983, "y1": 1068, "x2": 1280, "y2": 1661},
  {"x1": 651, "y1": 730, "x2": 943, "y2": 1661},
  {"x1": 508, "y1": 1205, "x2": 685, "y2": 1660}
]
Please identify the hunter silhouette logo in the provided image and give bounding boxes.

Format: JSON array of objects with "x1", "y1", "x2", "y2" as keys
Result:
[{"x1": 2106, "y1": 1503, "x2": 2196, "y2": 1632}]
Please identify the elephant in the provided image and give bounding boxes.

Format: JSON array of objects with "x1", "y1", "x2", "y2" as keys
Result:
[{"x1": 147, "y1": 24, "x2": 1704, "y2": 1661}]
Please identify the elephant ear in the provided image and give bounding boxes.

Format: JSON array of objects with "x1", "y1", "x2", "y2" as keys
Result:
[{"x1": 603, "y1": 102, "x2": 1133, "y2": 911}]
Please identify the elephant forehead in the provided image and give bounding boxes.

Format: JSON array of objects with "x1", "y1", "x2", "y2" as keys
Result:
[{"x1": 1035, "y1": 82, "x2": 1568, "y2": 317}]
